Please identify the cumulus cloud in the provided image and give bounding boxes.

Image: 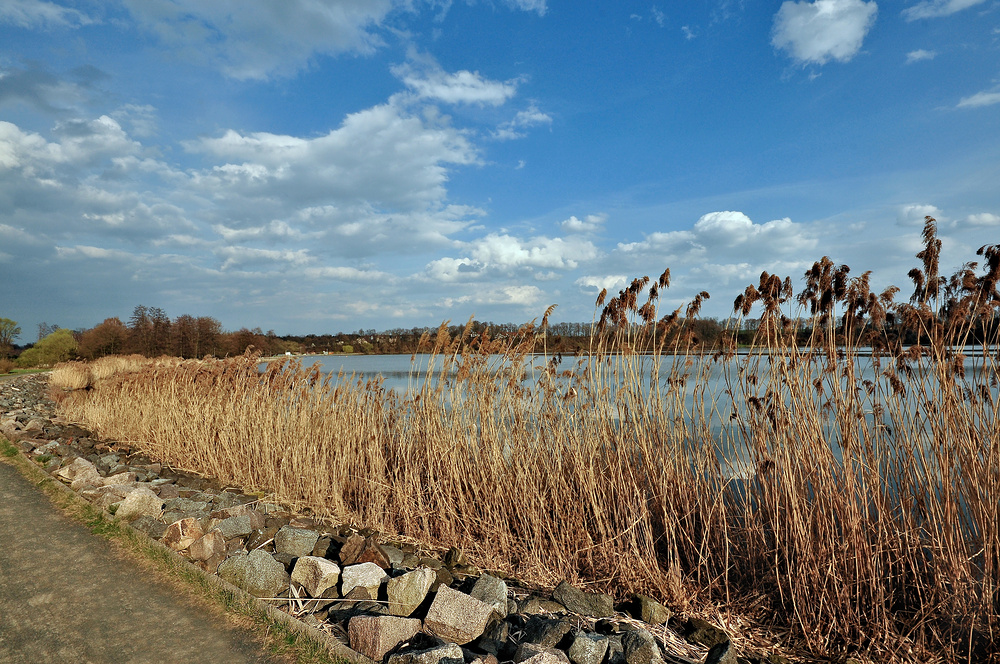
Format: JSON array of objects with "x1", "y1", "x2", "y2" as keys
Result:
[
  {"x1": 962, "y1": 212, "x2": 1000, "y2": 227},
  {"x1": 903, "y1": 0, "x2": 988, "y2": 21},
  {"x1": 898, "y1": 203, "x2": 943, "y2": 226},
  {"x1": 187, "y1": 99, "x2": 478, "y2": 215},
  {"x1": 957, "y1": 90, "x2": 1000, "y2": 108},
  {"x1": 393, "y1": 54, "x2": 519, "y2": 106},
  {"x1": 560, "y1": 213, "x2": 606, "y2": 234},
  {"x1": 0, "y1": 0, "x2": 94, "y2": 29},
  {"x1": 574, "y1": 274, "x2": 628, "y2": 293},
  {"x1": 618, "y1": 211, "x2": 816, "y2": 261},
  {"x1": 772, "y1": 0, "x2": 878, "y2": 66},
  {"x1": 905, "y1": 49, "x2": 936, "y2": 63}
]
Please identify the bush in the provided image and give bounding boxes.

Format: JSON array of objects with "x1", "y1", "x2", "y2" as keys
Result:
[
  {"x1": 16, "y1": 329, "x2": 78, "y2": 368},
  {"x1": 0, "y1": 358, "x2": 14, "y2": 374}
]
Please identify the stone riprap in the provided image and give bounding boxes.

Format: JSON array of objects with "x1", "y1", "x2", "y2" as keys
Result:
[{"x1": 1, "y1": 373, "x2": 748, "y2": 664}]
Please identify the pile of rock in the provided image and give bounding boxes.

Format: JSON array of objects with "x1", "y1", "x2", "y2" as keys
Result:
[{"x1": 0, "y1": 374, "x2": 748, "y2": 664}]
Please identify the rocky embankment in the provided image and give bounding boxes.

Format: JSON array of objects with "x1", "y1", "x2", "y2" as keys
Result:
[{"x1": 1, "y1": 373, "x2": 760, "y2": 664}]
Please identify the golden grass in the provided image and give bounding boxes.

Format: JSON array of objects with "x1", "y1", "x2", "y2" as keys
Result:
[
  {"x1": 50, "y1": 362, "x2": 93, "y2": 391},
  {"x1": 58, "y1": 220, "x2": 999, "y2": 662}
]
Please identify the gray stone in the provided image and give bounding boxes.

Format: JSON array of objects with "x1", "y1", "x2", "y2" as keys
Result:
[
  {"x1": 341, "y1": 562, "x2": 389, "y2": 597},
  {"x1": 387, "y1": 643, "x2": 465, "y2": 664},
  {"x1": 130, "y1": 515, "x2": 168, "y2": 539},
  {"x1": 215, "y1": 514, "x2": 254, "y2": 539},
  {"x1": 382, "y1": 544, "x2": 405, "y2": 568},
  {"x1": 57, "y1": 457, "x2": 98, "y2": 482},
  {"x1": 348, "y1": 615, "x2": 422, "y2": 661},
  {"x1": 115, "y1": 488, "x2": 164, "y2": 522},
  {"x1": 217, "y1": 549, "x2": 290, "y2": 598},
  {"x1": 605, "y1": 637, "x2": 625, "y2": 664},
  {"x1": 164, "y1": 497, "x2": 210, "y2": 514},
  {"x1": 470, "y1": 574, "x2": 508, "y2": 619},
  {"x1": 523, "y1": 615, "x2": 573, "y2": 648},
  {"x1": 633, "y1": 596, "x2": 671, "y2": 625},
  {"x1": 424, "y1": 584, "x2": 495, "y2": 645},
  {"x1": 621, "y1": 629, "x2": 664, "y2": 664},
  {"x1": 274, "y1": 526, "x2": 320, "y2": 558},
  {"x1": 386, "y1": 567, "x2": 435, "y2": 617},
  {"x1": 104, "y1": 471, "x2": 138, "y2": 486},
  {"x1": 514, "y1": 643, "x2": 570, "y2": 664},
  {"x1": 290, "y1": 556, "x2": 341, "y2": 598},
  {"x1": 568, "y1": 633, "x2": 608, "y2": 664},
  {"x1": 552, "y1": 581, "x2": 614, "y2": 618}
]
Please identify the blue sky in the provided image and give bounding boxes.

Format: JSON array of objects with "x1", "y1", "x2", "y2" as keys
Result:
[{"x1": 1, "y1": 0, "x2": 998, "y2": 337}]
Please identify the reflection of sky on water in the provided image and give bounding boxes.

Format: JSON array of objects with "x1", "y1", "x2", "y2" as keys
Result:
[{"x1": 270, "y1": 350, "x2": 998, "y2": 481}]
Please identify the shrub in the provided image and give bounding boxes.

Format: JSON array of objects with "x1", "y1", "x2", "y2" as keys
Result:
[
  {"x1": 16, "y1": 329, "x2": 78, "y2": 367},
  {"x1": 0, "y1": 358, "x2": 14, "y2": 374}
]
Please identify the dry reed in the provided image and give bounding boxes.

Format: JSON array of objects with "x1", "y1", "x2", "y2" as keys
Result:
[{"x1": 59, "y1": 219, "x2": 998, "y2": 662}]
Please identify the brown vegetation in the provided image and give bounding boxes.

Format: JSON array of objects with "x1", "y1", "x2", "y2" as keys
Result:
[{"x1": 57, "y1": 219, "x2": 999, "y2": 662}]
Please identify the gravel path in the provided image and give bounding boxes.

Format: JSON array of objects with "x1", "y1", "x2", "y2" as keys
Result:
[{"x1": 0, "y1": 450, "x2": 287, "y2": 663}]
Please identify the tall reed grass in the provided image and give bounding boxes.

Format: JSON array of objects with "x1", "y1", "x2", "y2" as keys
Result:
[{"x1": 58, "y1": 220, "x2": 998, "y2": 662}]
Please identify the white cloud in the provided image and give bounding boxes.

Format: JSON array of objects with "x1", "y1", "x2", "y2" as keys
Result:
[
  {"x1": 681, "y1": 25, "x2": 697, "y2": 40},
  {"x1": 772, "y1": 0, "x2": 878, "y2": 66},
  {"x1": 187, "y1": 99, "x2": 478, "y2": 215},
  {"x1": 618, "y1": 211, "x2": 816, "y2": 262},
  {"x1": 902, "y1": 0, "x2": 988, "y2": 21},
  {"x1": 898, "y1": 203, "x2": 943, "y2": 226},
  {"x1": 963, "y1": 212, "x2": 1000, "y2": 227},
  {"x1": 468, "y1": 234, "x2": 598, "y2": 271},
  {"x1": 121, "y1": 0, "x2": 399, "y2": 80},
  {"x1": 492, "y1": 104, "x2": 552, "y2": 140},
  {"x1": 575, "y1": 274, "x2": 628, "y2": 293},
  {"x1": 216, "y1": 246, "x2": 314, "y2": 271},
  {"x1": 392, "y1": 54, "x2": 519, "y2": 106},
  {"x1": 651, "y1": 6, "x2": 666, "y2": 27},
  {"x1": 905, "y1": 49, "x2": 936, "y2": 63},
  {"x1": 0, "y1": 0, "x2": 94, "y2": 29},
  {"x1": 560, "y1": 213, "x2": 606, "y2": 234},
  {"x1": 503, "y1": 0, "x2": 547, "y2": 15},
  {"x1": 957, "y1": 90, "x2": 1000, "y2": 108}
]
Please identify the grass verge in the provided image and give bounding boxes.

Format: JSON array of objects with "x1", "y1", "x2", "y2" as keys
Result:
[{"x1": 0, "y1": 435, "x2": 351, "y2": 664}]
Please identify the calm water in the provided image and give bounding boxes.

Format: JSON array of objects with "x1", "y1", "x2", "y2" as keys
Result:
[{"x1": 264, "y1": 351, "x2": 997, "y2": 482}]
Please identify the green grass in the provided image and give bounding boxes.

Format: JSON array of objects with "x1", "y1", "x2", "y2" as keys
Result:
[{"x1": 0, "y1": 435, "x2": 350, "y2": 664}]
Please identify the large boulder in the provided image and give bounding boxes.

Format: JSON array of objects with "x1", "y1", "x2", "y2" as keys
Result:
[
  {"x1": 568, "y1": 633, "x2": 609, "y2": 664},
  {"x1": 424, "y1": 585, "x2": 495, "y2": 645},
  {"x1": 218, "y1": 549, "x2": 290, "y2": 598},
  {"x1": 348, "y1": 615, "x2": 422, "y2": 661},
  {"x1": 386, "y1": 567, "x2": 435, "y2": 617},
  {"x1": 341, "y1": 562, "x2": 389, "y2": 597},
  {"x1": 632, "y1": 595, "x2": 671, "y2": 625},
  {"x1": 621, "y1": 629, "x2": 664, "y2": 664},
  {"x1": 114, "y1": 487, "x2": 164, "y2": 522},
  {"x1": 470, "y1": 574, "x2": 508, "y2": 619},
  {"x1": 189, "y1": 530, "x2": 227, "y2": 562},
  {"x1": 274, "y1": 526, "x2": 320, "y2": 558},
  {"x1": 290, "y1": 556, "x2": 341, "y2": 598}
]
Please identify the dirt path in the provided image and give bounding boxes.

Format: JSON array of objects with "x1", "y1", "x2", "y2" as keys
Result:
[{"x1": 0, "y1": 461, "x2": 288, "y2": 664}]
